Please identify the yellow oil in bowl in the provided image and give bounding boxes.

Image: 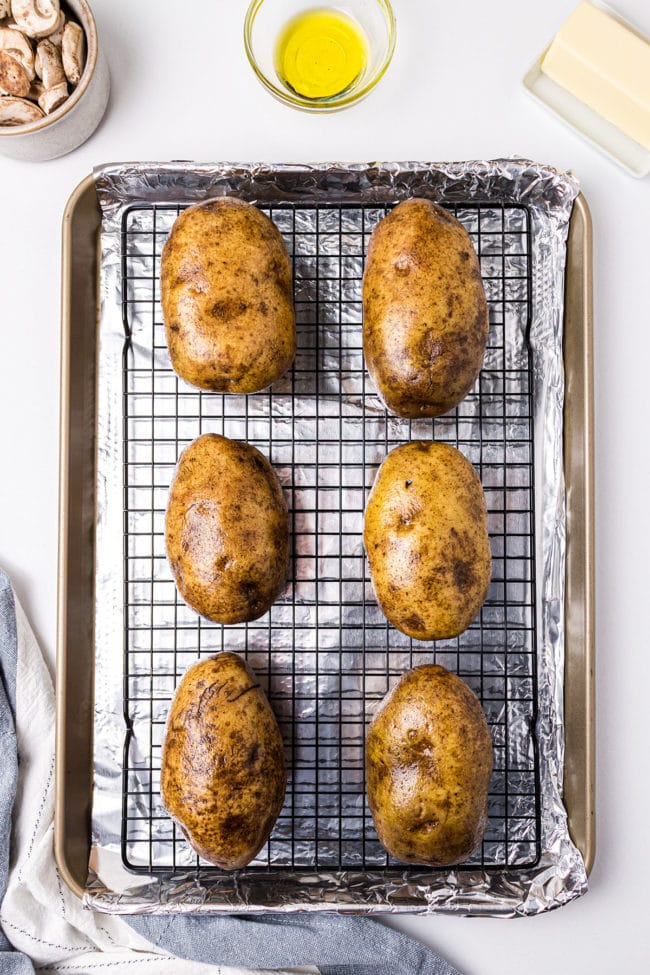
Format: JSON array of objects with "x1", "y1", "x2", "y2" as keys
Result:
[{"x1": 275, "y1": 8, "x2": 368, "y2": 100}]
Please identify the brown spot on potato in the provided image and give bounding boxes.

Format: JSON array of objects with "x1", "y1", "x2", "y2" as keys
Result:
[
  {"x1": 418, "y1": 818, "x2": 440, "y2": 833},
  {"x1": 418, "y1": 331, "x2": 443, "y2": 365},
  {"x1": 453, "y1": 560, "x2": 476, "y2": 592},
  {"x1": 239, "y1": 579, "x2": 262, "y2": 608},
  {"x1": 401, "y1": 613, "x2": 425, "y2": 633},
  {"x1": 211, "y1": 299, "x2": 248, "y2": 320}
]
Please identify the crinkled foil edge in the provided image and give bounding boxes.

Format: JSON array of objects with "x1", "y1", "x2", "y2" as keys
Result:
[{"x1": 86, "y1": 160, "x2": 587, "y2": 916}]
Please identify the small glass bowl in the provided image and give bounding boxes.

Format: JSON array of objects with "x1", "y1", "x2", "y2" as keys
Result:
[{"x1": 244, "y1": 0, "x2": 396, "y2": 113}]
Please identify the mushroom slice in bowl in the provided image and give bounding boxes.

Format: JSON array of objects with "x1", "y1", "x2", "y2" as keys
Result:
[
  {"x1": 0, "y1": 94, "x2": 44, "y2": 125},
  {"x1": 11, "y1": 0, "x2": 61, "y2": 40},
  {"x1": 0, "y1": 49, "x2": 31, "y2": 96},
  {"x1": 0, "y1": 27, "x2": 35, "y2": 81}
]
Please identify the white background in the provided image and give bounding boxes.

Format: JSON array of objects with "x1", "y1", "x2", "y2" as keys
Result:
[{"x1": 1, "y1": 1, "x2": 649, "y2": 972}]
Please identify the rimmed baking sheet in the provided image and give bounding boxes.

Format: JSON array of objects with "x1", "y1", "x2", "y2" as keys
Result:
[{"x1": 55, "y1": 161, "x2": 594, "y2": 916}]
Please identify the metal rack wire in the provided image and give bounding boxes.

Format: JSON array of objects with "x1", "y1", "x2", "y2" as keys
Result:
[{"x1": 120, "y1": 199, "x2": 540, "y2": 876}]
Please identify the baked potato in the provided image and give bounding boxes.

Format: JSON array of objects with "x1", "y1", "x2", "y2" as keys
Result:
[
  {"x1": 161, "y1": 652, "x2": 287, "y2": 869},
  {"x1": 161, "y1": 198, "x2": 296, "y2": 392},
  {"x1": 366, "y1": 664, "x2": 493, "y2": 866},
  {"x1": 364, "y1": 441, "x2": 491, "y2": 640},
  {"x1": 165, "y1": 433, "x2": 290, "y2": 623},
  {"x1": 363, "y1": 198, "x2": 488, "y2": 417}
]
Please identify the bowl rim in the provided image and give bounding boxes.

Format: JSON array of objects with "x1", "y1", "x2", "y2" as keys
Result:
[
  {"x1": 0, "y1": 0, "x2": 98, "y2": 138},
  {"x1": 243, "y1": 0, "x2": 397, "y2": 111}
]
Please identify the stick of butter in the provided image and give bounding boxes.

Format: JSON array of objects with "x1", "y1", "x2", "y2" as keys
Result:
[{"x1": 540, "y1": 2, "x2": 650, "y2": 152}]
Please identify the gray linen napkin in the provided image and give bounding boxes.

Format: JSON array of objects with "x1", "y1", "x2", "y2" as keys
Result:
[
  {"x1": 0, "y1": 573, "x2": 34, "y2": 973},
  {"x1": 0, "y1": 569, "x2": 462, "y2": 975},
  {"x1": 127, "y1": 913, "x2": 460, "y2": 975}
]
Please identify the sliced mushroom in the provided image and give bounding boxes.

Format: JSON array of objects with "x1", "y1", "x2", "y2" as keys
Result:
[
  {"x1": 11, "y1": 0, "x2": 61, "y2": 40},
  {"x1": 35, "y1": 37, "x2": 64, "y2": 86},
  {"x1": 0, "y1": 93, "x2": 44, "y2": 125},
  {"x1": 33, "y1": 36, "x2": 67, "y2": 112},
  {"x1": 0, "y1": 48, "x2": 30, "y2": 95},
  {"x1": 43, "y1": 8, "x2": 65, "y2": 45},
  {"x1": 38, "y1": 77, "x2": 66, "y2": 112},
  {"x1": 61, "y1": 21, "x2": 83, "y2": 84},
  {"x1": 0, "y1": 0, "x2": 11, "y2": 18},
  {"x1": 0, "y1": 26, "x2": 35, "y2": 81},
  {"x1": 26, "y1": 76, "x2": 43, "y2": 101}
]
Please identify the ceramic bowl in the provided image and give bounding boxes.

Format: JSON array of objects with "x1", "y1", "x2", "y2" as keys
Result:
[{"x1": 0, "y1": 0, "x2": 110, "y2": 161}]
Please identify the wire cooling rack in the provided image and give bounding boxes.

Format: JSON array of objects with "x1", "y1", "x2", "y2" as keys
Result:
[{"x1": 120, "y1": 200, "x2": 540, "y2": 876}]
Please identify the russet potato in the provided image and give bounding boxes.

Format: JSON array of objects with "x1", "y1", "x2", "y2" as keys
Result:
[
  {"x1": 366, "y1": 664, "x2": 493, "y2": 866},
  {"x1": 364, "y1": 441, "x2": 491, "y2": 640},
  {"x1": 161, "y1": 198, "x2": 296, "y2": 392},
  {"x1": 165, "y1": 433, "x2": 289, "y2": 624},
  {"x1": 161, "y1": 652, "x2": 286, "y2": 869},
  {"x1": 363, "y1": 198, "x2": 488, "y2": 417}
]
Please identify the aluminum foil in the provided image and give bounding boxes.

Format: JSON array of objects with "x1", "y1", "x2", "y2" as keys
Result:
[{"x1": 86, "y1": 160, "x2": 586, "y2": 916}]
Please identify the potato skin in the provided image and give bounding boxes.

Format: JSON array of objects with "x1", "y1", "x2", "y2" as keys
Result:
[
  {"x1": 161, "y1": 652, "x2": 287, "y2": 869},
  {"x1": 363, "y1": 198, "x2": 488, "y2": 417},
  {"x1": 165, "y1": 433, "x2": 289, "y2": 623},
  {"x1": 364, "y1": 441, "x2": 491, "y2": 640},
  {"x1": 161, "y1": 198, "x2": 296, "y2": 392},
  {"x1": 367, "y1": 665, "x2": 493, "y2": 866}
]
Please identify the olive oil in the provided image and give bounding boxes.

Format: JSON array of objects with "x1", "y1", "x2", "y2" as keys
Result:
[{"x1": 275, "y1": 8, "x2": 368, "y2": 100}]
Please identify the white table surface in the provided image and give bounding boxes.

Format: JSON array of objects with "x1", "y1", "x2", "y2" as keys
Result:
[{"x1": 1, "y1": 0, "x2": 649, "y2": 971}]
